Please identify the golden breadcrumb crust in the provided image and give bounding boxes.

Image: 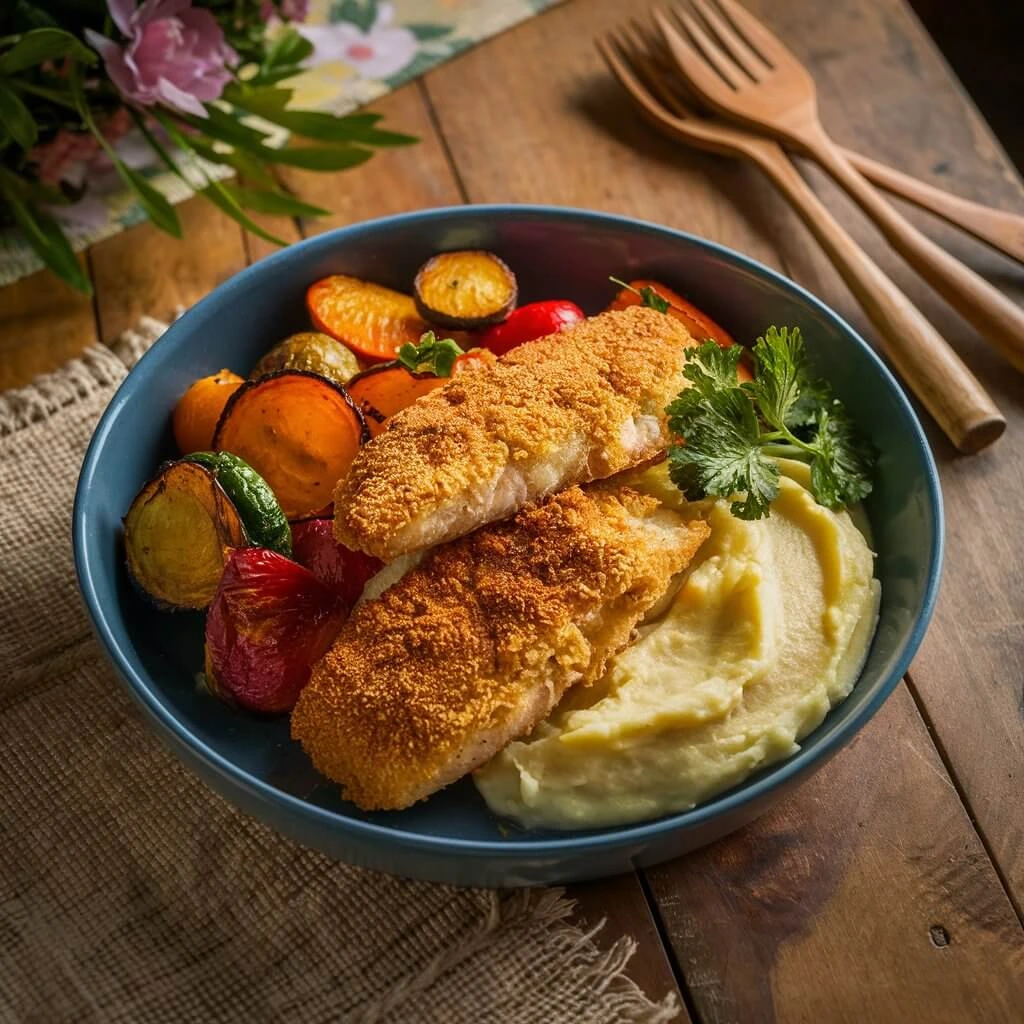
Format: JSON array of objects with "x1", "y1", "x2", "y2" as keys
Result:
[
  {"x1": 333, "y1": 306, "x2": 696, "y2": 560},
  {"x1": 292, "y1": 483, "x2": 710, "y2": 811}
]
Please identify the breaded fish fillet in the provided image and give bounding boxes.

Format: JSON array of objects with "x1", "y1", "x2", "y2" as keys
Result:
[
  {"x1": 292, "y1": 482, "x2": 710, "y2": 811},
  {"x1": 334, "y1": 306, "x2": 696, "y2": 560}
]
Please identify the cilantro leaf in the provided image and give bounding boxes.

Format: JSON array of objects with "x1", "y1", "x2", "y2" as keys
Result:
[
  {"x1": 809, "y1": 406, "x2": 877, "y2": 508},
  {"x1": 396, "y1": 331, "x2": 465, "y2": 377},
  {"x1": 668, "y1": 386, "x2": 779, "y2": 520},
  {"x1": 665, "y1": 325, "x2": 875, "y2": 519}
]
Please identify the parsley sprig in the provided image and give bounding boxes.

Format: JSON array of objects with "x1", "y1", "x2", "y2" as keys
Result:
[
  {"x1": 397, "y1": 331, "x2": 465, "y2": 377},
  {"x1": 666, "y1": 327, "x2": 876, "y2": 520}
]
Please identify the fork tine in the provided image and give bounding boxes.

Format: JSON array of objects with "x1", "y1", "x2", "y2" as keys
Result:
[
  {"x1": 670, "y1": 4, "x2": 748, "y2": 90},
  {"x1": 690, "y1": 0, "x2": 771, "y2": 78},
  {"x1": 616, "y1": 23, "x2": 694, "y2": 118},
  {"x1": 597, "y1": 32, "x2": 676, "y2": 126},
  {"x1": 713, "y1": 0, "x2": 797, "y2": 66},
  {"x1": 653, "y1": 8, "x2": 741, "y2": 103}
]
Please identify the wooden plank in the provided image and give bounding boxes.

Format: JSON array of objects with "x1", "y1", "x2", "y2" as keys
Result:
[
  {"x1": 568, "y1": 875, "x2": 691, "y2": 1021},
  {"x1": 646, "y1": 687, "x2": 1024, "y2": 1023},
  {"x1": 421, "y1": 0, "x2": 1024, "y2": 1013},
  {"x1": 0, "y1": 258, "x2": 98, "y2": 389},
  {"x1": 748, "y1": 0, "x2": 1024, "y2": 915},
  {"x1": 275, "y1": 85, "x2": 466, "y2": 234},
  {"x1": 89, "y1": 197, "x2": 249, "y2": 343}
]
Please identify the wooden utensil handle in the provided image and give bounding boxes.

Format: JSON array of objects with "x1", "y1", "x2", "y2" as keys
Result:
[
  {"x1": 799, "y1": 125, "x2": 1024, "y2": 372},
  {"x1": 756, "y1": 146, "x2": 1005, "y2": 453},
  {"x1": 842, "y1": 148, "x2": 1024, "y2": 266}
]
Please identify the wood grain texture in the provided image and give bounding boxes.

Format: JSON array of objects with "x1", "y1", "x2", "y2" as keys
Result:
[
  {"x1": 646, "y1": 687, "x2": 1024, "y2": 1023},
  {"x1": 89, "y1": 197, "x2": 249, "y2": 343},
  {"x1": 740, "y1": 0, "x2": 1024, "y2": 915},
  {"x1": 422, "y1": 0, "x2": 1024, "y2": 1011},
  {"x1": 275, "y1": 86, "x2": 465, "y2": 234},
  {"x1": 0, "y1": 257, "x2": 97, "y2": 389}
]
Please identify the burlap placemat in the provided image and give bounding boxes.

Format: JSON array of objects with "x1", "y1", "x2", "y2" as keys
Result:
[{"x1": 0, "y1": 321, "x2": 679, "y2": 1023}]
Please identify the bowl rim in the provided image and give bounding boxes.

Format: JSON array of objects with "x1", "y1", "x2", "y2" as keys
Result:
[{"x1": 73, "y1": 203, "x2": 944, "y2": 858}]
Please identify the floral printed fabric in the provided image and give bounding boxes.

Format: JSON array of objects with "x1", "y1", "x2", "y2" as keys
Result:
[{"x1": 0, "y1": 0, "x2": 560, "y2": 289}]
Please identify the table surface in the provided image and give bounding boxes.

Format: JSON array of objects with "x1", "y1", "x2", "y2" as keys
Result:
[{"x1": 3, "y1": 0, "x2": 1022, "y2": 1018}]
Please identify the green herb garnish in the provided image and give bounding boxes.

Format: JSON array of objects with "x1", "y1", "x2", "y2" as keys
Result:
[
  {"x1": 397, "y1": 331, "x2": 465, "y2": 377},
  {"x1": 609, "y1": 275, "x2": 671, "y2": 314},
  {"x1": 666, "y1": 326, "x2": 875, "y2": 520}
]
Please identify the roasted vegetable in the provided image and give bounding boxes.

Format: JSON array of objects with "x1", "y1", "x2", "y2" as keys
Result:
[
  {"x1": 413, "y1": 250, "x2": 517, "y2": 329},
  {"x1": 607, "y1": 278, "x2": 736, "y2": 349},
  {"x1": 250, "y1": 331, "x2": 361, "y2": 386},
  {"x1": 205, "y1": 548, "x2": 350, "y2": 714},
  {"x1": 307, "y1": 274, "x2": 432, "y2": 362},
  {"x1": 184, "y1": 451, "x2": 292, "y2": 557},
  {"x1": 213, "y1": 370, "x2": 369, "y2": 520},
  {"x1": 172, "y1": 369, "x2": 244, "y2": 455},
  {"x1": 124, "y1": 459, "x2": 247, "y2": 609},
  {"x1": 291, "y1": 518, "x2": 383, "y2": 605},
  {"x1": 347, "y1": 347, "x2": 495, "y2": 437},
  {"x1": 478, "y1": 299, "x2": 585, "y2": 356}
]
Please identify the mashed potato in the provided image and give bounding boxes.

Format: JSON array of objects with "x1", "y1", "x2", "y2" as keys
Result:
[{"x1": 474, "y1": 460, "x2": 879, "y2": 830}]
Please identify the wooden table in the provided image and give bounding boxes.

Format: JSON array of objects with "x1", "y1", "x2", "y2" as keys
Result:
[{"x1": 2, "y1": 1, "x2": 1021, "y2": 1018}]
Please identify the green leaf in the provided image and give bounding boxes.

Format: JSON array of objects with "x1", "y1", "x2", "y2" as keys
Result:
[
  {"x1": 173, "y1": 107, "x2": 376, "y2": 170},
  {"x1": 336, "y1": 0, "x2": 377, "y2": 33},
  {"x1": 199, "y1": 184, "x2": 289, "y2": 246},
  {"x1": 407, "y1": 23, "x2": 452, "y2": 41},
  {"x1": 153, "y1": 111, "x2": 289, "y2": 247},
  {"x1": 261, "y1": 27, "x2": 313, "y2": 72},
  {"x1": 746, "y1": 325, "x2": 806, "y2": 432},
  {"x1": 809, "y1": 406, "x2": 876, "y2": 509},
  {"x1": 667, "y1": 387, "x2": 779, "y2": 519},
  {"x1": 261, "y1": 144, "x2": 374, "y2": 170},
  {"x1": 116, "y1": 162, "x2": 182, "y2": 237},
  {"x1": 397, "y1": 331, "x2": 465, "y2": 377},
  {"x1": 608, "y1": 276, "x2": 670, "y2": 313},
  {"x1": 3, "y1": 192, "x2": 91, "y2": 294},
  {"x1": 221, "y1": 182, "x2": 328, "y2": 218},
  {"x1": 0, "y1": 27, "x2": 96, "y2": 73},
  {"x1": 186, "y1": 137, "x2": 277, "y2": 189},
  {"x1": 226, "y1": 87, "x2": 416, "y2": 146},
  {"x1": 178, "y1": 106, "x2": 274, "y2": 150},
  {"x1": 0, "y1": 80, "x2": 37, "y2": 149}
]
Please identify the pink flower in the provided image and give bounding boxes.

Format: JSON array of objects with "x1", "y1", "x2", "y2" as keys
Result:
[
  {"x1": 29, "y1": 109, "x2": 135, "y2": 186},
  {"x1": 85, "y1": 0, "x2": 237, "y2": 118}
]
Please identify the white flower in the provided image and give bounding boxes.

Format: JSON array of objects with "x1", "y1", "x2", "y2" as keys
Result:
[{"x1": 298, "y1": 3, "x2": 418, "y2": 81}]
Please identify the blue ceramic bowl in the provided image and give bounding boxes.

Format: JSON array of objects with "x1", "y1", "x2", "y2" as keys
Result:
[{"x1": 74, "y1": 205, "x2": 942, "y2": 887}]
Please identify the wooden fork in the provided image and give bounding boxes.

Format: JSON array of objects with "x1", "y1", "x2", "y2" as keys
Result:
[
  {"x1": 656, "y1": 0, "x2": 1024, "y2": 373},
  {"x1": 598, "y1": 26, "x2": 1004, "y2": 453}
]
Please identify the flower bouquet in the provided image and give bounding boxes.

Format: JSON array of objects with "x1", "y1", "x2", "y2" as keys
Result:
[{"x1": 0, "y1": 0, "x2": 416, "y2": 294}]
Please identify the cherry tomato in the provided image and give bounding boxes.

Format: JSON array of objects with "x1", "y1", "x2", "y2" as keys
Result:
[{"x1": 478, "y1": 300, "x2": 585, "y2": 356}]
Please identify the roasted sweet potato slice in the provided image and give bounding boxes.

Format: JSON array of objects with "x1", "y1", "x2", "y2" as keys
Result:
[
  {"x1": 213, "y1": 370, "x2": 369, "y2": 520},
  {"x1": 307, "y1": 275, "x2": 431, "y2": 362},
  {"x1": 346, "y1": 348, "x2": 496, "y2": 437},
  {"x1": 124, "y1": 459, "x2": 248, "y2": 610},
  {"x1": 413, "y1": 250, "x2": 517, "y2": 329}
]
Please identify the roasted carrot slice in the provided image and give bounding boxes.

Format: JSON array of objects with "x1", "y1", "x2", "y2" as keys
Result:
[
  {"x1": 172, "y1": 369, "x2": 244, "y2": 455},
  {"x1": 607, "y1": 279, "x2": 751, "y2": 381},
  {"x1": 307, "y1": 275, "x2": 432, "y2": 363},
  {"x1": 414, "y1": 250, "x2": 517, "y2": 329},
  {"x1": 347, "y1": 349, "x2": 495, "y2": 437},
  {"x1": 213, "y1": 370, "x2": 369, "y2": 520}
]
